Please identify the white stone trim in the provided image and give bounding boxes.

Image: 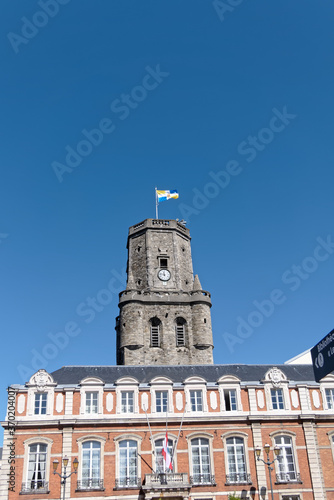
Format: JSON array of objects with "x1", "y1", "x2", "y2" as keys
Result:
[
  {"x1": 221, "y1": 430, "x2": 251, "y2": 482},
  {"x1": 269, "y1": 430, "x2": 300, "y2": 481},
  {"x1": 186, "y1": 432, "x2": 214, "y2": 481},
  {"x1": 22, "y1": 436, "x2": 53, "y2": 489},
  {"x1": 79, "y1": 380, "x2": 104, "y2": 416},
  {"x1": 184, "y1": 377, "x2": 208, "y2": 414},
  {"x1": 115, "y1": 378, "x2": 139, "y2": 414},
  {"x1": 114, "y1": 434, "x2": 142, "y2": 485},
  {"x1": 76, "y1": 435, "x2": 106, "y2": 483},
  {"x1": 320, "y1": 374, "x2": 334, "y2": 411},
  {"x1": 150, "y1": 378, "x2": 174, "y2": 414},
  {"x1": 218, "y1": 375, "x2": 242, "y2": 412}
]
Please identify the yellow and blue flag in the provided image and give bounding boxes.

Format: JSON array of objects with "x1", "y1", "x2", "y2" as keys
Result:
[{"x1": 157, "y1": 190, "x2": 179, "y2": 202}]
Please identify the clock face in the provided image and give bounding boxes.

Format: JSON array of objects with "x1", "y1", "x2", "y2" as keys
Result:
[{"x1": 158, "y1": 269, "x2": 171, "y2": 281}]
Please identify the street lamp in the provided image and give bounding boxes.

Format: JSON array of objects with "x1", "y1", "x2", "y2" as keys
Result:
[
  {"x1": 53, "y1": 456, "x2": 79, "y2": 500},
  {"x1": 255, "y1": 444, "x2": 280, "y2": 500}
]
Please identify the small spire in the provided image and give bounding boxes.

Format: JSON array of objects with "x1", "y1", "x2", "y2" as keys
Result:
[
  {"x1": 126, "y1": 271, "x2": 135, "y2": 290},
  {"x1": 193, "y1": 274, "x2": 202, "y2": 291}
]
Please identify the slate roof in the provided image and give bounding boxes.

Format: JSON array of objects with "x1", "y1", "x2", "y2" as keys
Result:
[{"x1": 50, "y1": 364, "x2": 317, "y2": 386}]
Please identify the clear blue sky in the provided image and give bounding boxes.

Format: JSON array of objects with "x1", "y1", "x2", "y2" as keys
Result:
[{"x1": 1, "y1": 1, "x2": 334, "y2": 438}]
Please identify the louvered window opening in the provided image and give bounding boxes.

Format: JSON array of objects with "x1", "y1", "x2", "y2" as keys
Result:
[
  {"x1": 151, "y1": 325, "x2": 160, "y2": 347},
  {"x1": 176, "y1": 325, "x2": 185, "y2": 346}
]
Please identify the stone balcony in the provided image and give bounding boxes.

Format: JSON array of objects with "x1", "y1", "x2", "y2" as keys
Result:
[{"x1": 142, "y1": 472, "x2": 191, "y2": 500}]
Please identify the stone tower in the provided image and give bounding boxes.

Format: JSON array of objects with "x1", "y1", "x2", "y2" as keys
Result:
[{"x1": 116, "y1": 219, "x2": 214, "y2": 365}]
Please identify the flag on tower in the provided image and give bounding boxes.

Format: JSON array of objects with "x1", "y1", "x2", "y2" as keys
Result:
[
  {"x1": 156, "y1": 190, "x2": 179, "y2": 202},
  {"x1": 162, "y1": 432, "x2": 173, "y2": 471}
]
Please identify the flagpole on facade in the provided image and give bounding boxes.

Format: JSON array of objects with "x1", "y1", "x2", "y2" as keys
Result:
[
  {"x1": 171, "y1": 402, "x2": 187, "y2": 471},
  {"x1": 155, "y1": 187, "x2": 159, "y2": 219},
  {"x1": 165, "y1": 402, "x2": 168, "y2": 473},
  {"x1": 144, "y1": 408, "x2": 157, "y2": 472}
]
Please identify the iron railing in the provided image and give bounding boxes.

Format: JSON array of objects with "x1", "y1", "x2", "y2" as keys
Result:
[
  {"x1": 115, "y1": 477, "x2": 141, "y2": 488},
  {"x1": 77, "y1": 478, "x2": 104, "y2": 490},
  {"x1": 21, "y1": 481, "x2": 49, "y2": 493},
  {"x1": 276, "y1": 472, "x2": 302, "y2": 483},
  {"x1": 190, "y1": 474, "x2": 216, "y2": 485},
  {"x1": 225, "y1": 473, "x2": 252, "y2": 485}
]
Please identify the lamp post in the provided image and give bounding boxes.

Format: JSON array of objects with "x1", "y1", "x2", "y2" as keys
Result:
[
  {"x1": 53, "y1": 456, "x2": 79, "y2": 500},
  {"x1": 255, "y1": 444, "x2": 280, "y2": 500}
]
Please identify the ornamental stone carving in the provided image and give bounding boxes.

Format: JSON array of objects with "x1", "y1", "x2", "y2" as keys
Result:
[
  {"x1": 17, "y1": 394, "x2": 25, "y2": 414},
  {"x1": 312, "y1": 390, "x2": 320, "y2": 409},
  {"x1": 29, "y1": 369, "x2": 54, "y2": 391},
  {"x1": 56, "y1": 393, "x2": 63, "y2": 413},
  {"x1": 141, "y1": 393, "x2": 148, "y2": 411},
  {"x1": 291, "y1": 389, "x2": 299, "y2": 408},
  {"x1": 265, "y1": 367, "x2": 286, "y2": 387},
  {"x1": 257, "y1": 390, "x2": 265, "y2": 409},
  {"x1": 176, "y1": 392, "x2": 183, "y2": 411},
  {"x1": 210, "y1": 391, "x2": 217, "y2": 410}
]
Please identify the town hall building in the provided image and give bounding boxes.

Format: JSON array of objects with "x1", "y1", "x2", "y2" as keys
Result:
[{"x1": 1, "y1": 218, "x2": 334, "y2": 500}]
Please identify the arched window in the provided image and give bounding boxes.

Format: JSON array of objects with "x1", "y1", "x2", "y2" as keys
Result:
[
  {"x1": 150, "y1": 318, "x2": 161, "y2": 347},
  {"x1": 118, "y1": 440, "x2": 138, "y2": 487},
  {"x1": 27, "y1": 443, "x2": 47, "y2": 491},
  {"x1": 175, "y1": 317, "x2": 186, "y2": 346},
  {"x1": 80, "y1": 441, "x2": 101, "y2": 489},
  {"x1": 275, "y1": 435, "x2": 298, "y2": 482},
  {"x1": 190, "y1": 437, "x2": 212, "y2": 484},
  {"x1": 155, "y1": 438, "x2": 174, "y2": 473},
  {"x1": 226, "y1": 437, "x2": 248, "y2": 484}
]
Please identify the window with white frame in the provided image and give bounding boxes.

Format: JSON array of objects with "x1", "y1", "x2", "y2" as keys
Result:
[
  {"x1": 156, "y1": 391, "x2": 168, "y2": 413},
  {"x1": 223, "y1": 389, "x2": 237, "y2": 411},
  {"x1": 79, "y1": 377, "x2": 104, "y2": 415},
  {"x1": 325, "y1": 388, "x2": 334, "y2": 409},
  {"x1": 190, "y1": 390, "x2": 203, "y2": 412},
  {"x1": 118, "y1": 440, "x2": 138, "y2": 487},
  {"x1": 226, "y1": 437, "x2": 249, "y2": 484},
  {"x1": 85, "y1": 392, "x2": 98, "y2": 414},
  {"x1": 155, "y1": 438, "x2": 174, "y2": 472},
  {"x1": 191, "y1": 438, "x2": 212, "y2": 484},
  {"x1": 26, "y1": 443, "x2": 47, "y2": 491},
  {"x1": 275, "y1": 435, "x2": 298, "y2": 482},
  {"x1": 218, "y1": 376, "x2": 242, "y2": 412},
  {"x1": 34, "y1": 393, "x2": 47, "y2": 415},
  {"x1": 80, "y1": 441, "x2": 102, "y2": 489},
  {"x1": 271, "y1": 388, "x2": 284, "y2": 410},
  {"x1": 121, "y1": 391, "x2": 134, "y2": 413}
]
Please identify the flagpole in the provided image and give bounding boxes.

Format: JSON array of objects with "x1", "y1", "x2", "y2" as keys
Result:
[
  {"x1": 155, "y1": 187, "x2": 158, "y2": 219},
  {"x1": 144, "y1": 408, "x2": 157, "y2": 473},
  {"x1": 165, "y1": 401, "x2": 168, "y2": 473},
  {"x1": 171, "y1": 402, "x2": 187, "y2": 471}
]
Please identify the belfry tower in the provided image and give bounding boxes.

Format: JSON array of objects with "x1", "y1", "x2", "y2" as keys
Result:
[{"x1": 116, "y1": 219, "x2": 214, "y2": 365}]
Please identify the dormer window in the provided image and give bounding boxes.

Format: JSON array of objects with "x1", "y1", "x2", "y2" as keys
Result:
[
  {"x1": 218, "y1": 375, "x2": 242, "y2": 412},
  {"x1": 79, "y1": 377, "x2": 104, "y2": 416},
  {"x1": 86, "y1": 392, "x2": 98, "y2": 414},
  {"x1": 34, "y1": 393, "x2": 47, "y2": 415},
  {"x1": 271, "y1": 388, "x2": 284, "y2": 410},
  {"x1": 325, "y1": 388, "x2": 334, "y2": 409},
  {"x1": 223, "y1": 389, "x2": 237, "y2": 411}
]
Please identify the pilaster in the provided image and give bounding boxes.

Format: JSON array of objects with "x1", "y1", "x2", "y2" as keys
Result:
[
  {"x1": 251, "y1": 423, "x2": 267, "y2": 495},
  {"x1": 303, "y1": 421, "x2": 326, "y2": 500}
]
